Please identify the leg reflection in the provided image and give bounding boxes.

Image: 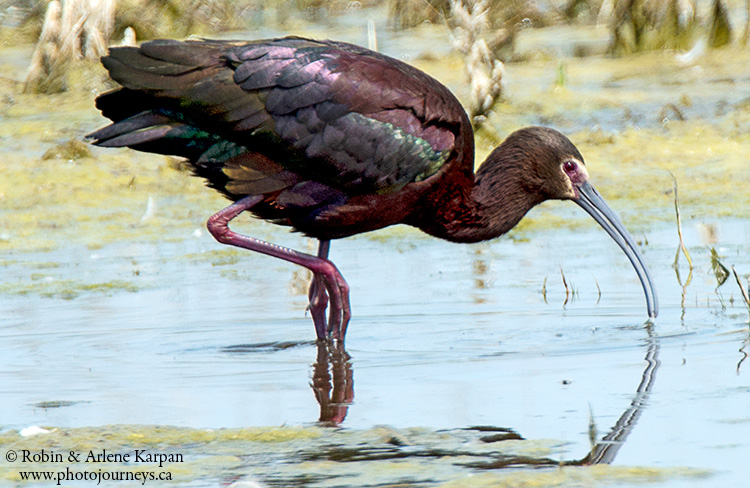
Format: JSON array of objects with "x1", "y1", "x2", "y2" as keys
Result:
[{"x1": 311, "y1": 341, "x2": 354, "y2": 425}]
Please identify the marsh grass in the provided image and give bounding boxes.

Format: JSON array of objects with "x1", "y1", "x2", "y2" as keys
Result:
[
  {"x1": 387, "y1": 0, "x2": 448, "y2": 29},
  {"x1": 710, "y1": 248, "x2": 729, "y2": 288},
  {"x1": 708, "y1": 0, "x2": 733, "y2": 47},
  {"x1": 603, "y1": 0, "x2": 697, "y2": 55},
  {"x1": 669, "y1": 174, "x2": 693, "y2": 270},
  {"x1": 24, "y1": 0, "x2": 114, "y2": 93},
  {"x1": 23, "y1": 0, "x2": 63, "y2": 93}
]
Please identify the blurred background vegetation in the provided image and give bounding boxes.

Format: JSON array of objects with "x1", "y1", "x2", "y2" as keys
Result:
[
  {"x1": 1, "y1": 0, "x2": 747, "y2": 131},
  {"x1": 1, "y1": 0, "x2": 743, "y2": 49}
]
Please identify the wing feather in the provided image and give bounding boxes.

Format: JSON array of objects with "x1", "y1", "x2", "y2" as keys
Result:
[{"x1": 89, "y1": 36, "x2": 467, "y2": 216}]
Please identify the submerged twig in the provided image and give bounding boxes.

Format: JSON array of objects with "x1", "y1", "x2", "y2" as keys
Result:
[
  {"x1": 670, "y1": 173, "x2": 693, "y2": 270},
  {"x1": 593, "y1": 275, "x2": 601, "y2": 304},
  {"x1": 738, "y1": 341, "x2": 748, "y2": 375}
]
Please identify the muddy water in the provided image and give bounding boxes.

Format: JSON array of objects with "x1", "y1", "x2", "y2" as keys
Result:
[{"x1": 1, "y1": 5, "x2": 750, "y2": 488}]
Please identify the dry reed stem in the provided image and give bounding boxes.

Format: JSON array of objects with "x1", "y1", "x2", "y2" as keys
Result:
[
  {"x1": 25, "y1": 0, "x2": 115, "y2": 93},
  {"x1": 59, "y1": 15, "x2": 87, "y2": 61},
  {"x1": 604, "y1": 0, "x2": 698, "y2": 54},
  {"x1": 732, "y1": 266, "x2": 750, "y2": 311},
  {"x1": 670, "y1": 173, "x2": 693, "y2": 270},
  {"x1": 449, "y1": 0, "x2": 504, "y2": 127},
  {"x1": 560, "y1": 266, "x2": 570, "y2": 306},
  {"x1": 597, "y1": 0, "x2": 614, "y2": 26},
  {"x1": 60, "y1": 0, "x2": 86, "y2": 59},
  {"x1": 593, "y1": 275, "x2": 601, "y2": 304},
  {"x1": 24, "y1": 1, "x2": 62, "y2": 93},
  {"x1": 367, "y1": 18, "x2": 377, "y2": 51}
]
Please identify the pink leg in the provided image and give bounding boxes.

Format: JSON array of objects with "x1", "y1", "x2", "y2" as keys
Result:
[
  {"x1": 307, "y1": 241, "x2": 330, "y2": 337},
  {"x1": 206, "y1": 196, "x2": 351, "y2": 341}
]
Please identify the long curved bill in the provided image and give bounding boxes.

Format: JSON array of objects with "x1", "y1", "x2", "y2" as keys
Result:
[{"x1": 574, "y1": 181, "x2": 658, "y2": 318}]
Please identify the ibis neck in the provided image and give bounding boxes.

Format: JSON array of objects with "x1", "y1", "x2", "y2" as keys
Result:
[{"x1": 415, "y1": 151, "x2": 545, "y2": 243}]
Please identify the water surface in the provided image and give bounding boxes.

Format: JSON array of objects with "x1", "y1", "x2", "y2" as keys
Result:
[{"x1": 1, "y1": 6, "x2": 749, "y2": 487}]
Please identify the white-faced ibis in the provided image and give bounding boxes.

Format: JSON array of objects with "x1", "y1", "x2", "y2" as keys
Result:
[{"x1": 88, "y1": 37, "x2": 658, "y2": 341}]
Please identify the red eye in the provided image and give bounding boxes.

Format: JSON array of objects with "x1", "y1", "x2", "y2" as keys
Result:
[{"x1": 563, "y1": 160, "x2": 577, "y2": 173}]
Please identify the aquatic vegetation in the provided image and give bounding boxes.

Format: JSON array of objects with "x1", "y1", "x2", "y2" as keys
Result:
[
  {"x1": 710, "y1": 247, "x2": 730, "y2": 287},
  {"x1": 41, "y1": 138, "x2": 92, "y2": 160},
  {"x1": 732, "y1": 266, "x2": 750, "y2": 312},
  {"x1": 32, "y1": 400, "x2": 81, "y2": 409},
  {"x1": 387, "y1": 0, "x2": 449, "y2": 29},
  {"x1": 0, "y1": 277, "x2": 141, "y2": 300},
  {"x1": 437, "y1": 465, "x2": 712, "y2": 488},
  {"x1": 670, "y1": 173, "x2": 693, "y2": 270},
  {"x1": 0, "y1": 424, "x2": 713, "y2": 487},
  {"x1": 708, "y1": 0, "x2": 733, "y2": 48},
  {"x1": 604, "y1": 0, "x2": 699, "y2": 55},
  {"x1": 23, "y1": 1, "x2": 64, "y2": 93},
  {"x1": 387, "y1": 0, "x2": 554, "y2": 31}
]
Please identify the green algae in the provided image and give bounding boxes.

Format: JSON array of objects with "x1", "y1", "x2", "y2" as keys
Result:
[
  {"x1": 41, "y1": 139, "x2": 93, "y2": 161},
  {"x1": 32, "y1": 400, "x2": 82, "y2": 409},
  {"x1": 437, "y1": 465, "x2": 712, "y2": 488},
  {"x1": 0, "y1": 424, "x2": 323, "y2": 484},
  {"x1": 0, "y1": 424, "x2": 711, "y2": 487},
  {"x1": 0, "y1": 278, "x2": 141, "y2": 300},
  {"x1": 422, "y1": 47, "x2": 750, "y2": 233},
  {"x1": 1, "y1": 32, "x2": 749, "y2": 302},
  {"x1": 183, "y1": 249, "x2": 249, "y2": 267},
  {"x1": 568, "y1": 120, "x2": 750, "y2": 227}
]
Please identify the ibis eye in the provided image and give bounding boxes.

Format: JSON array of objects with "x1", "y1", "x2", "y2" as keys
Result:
[{"x1": 563, "y1": 160, "x2": 577, "y2": 173}]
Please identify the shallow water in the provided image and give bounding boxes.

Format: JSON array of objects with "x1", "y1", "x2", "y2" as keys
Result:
[
  {"x1": 1, "y1": 4, "x2": 750, "y2": 487},
  {"x1": 1, "y1": 218, "x2": 749, "y2": 486}
]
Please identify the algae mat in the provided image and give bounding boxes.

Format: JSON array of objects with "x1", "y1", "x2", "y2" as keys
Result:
[{"x1": 0, "y1": 425, "x2": 710, "y2": 487}]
